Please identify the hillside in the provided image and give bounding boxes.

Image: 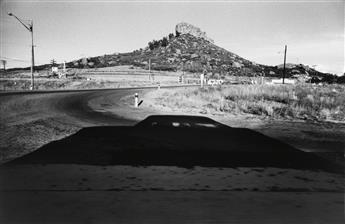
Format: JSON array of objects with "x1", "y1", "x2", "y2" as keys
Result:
[
  {"x1": 8, "y1": 22, "x2": 341, "y2": 83},
  {"x1": 70, "y1": 33, "x2": 260, "y2": 74}
]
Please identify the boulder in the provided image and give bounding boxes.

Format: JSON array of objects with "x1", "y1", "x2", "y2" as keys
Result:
[
  {"x1": 191, "y1": 53, "x2": 199, "y2": 59},
  {"x1": 81, "y1": 57, "x2": 88, "y2": 66},
  {"x1": 175, "y1": 22, "x2": 214, "y2": 43},
  {"x1": 232, "y1": 62, "x2": 242, "y2": 68}
]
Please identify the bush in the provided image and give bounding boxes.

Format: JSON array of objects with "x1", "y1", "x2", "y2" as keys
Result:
[
  {"x1": 152, "y1": 64, "x2": 177, "y2": 71},
  {"x1": 336, "y1": 75, "x2": 345, "y2": 84},
  {"x1": 148, "y1": 41, "x2": 155, "y2": 50},
  {"x1": 153, "y1": 40, "x2": 160, "y2": 48},
  {"x1": 161, "y1": 37, "x2": 168, "y2": 47}
]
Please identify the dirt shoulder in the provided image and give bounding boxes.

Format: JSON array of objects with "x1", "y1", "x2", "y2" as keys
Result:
[
  {"x1": 1, "y1": 164, "x2": 343, "y2": 223},
  {"x1": 0, "y1": 93, "x2": 85, "y2": 163},
  {"x1": 1, "y1": 190, "x2": 342, "y2": 224}
]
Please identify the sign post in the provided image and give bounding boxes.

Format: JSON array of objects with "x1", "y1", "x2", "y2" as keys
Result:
[
  {"x1": 63, "y1": 61, "x2": 66, "y2": 73},
  {"x1": 200, "y1": 73, "x2": 204, "y2": 87},
  {"x1": 134, "y1": 93, "x2": 139, "y2": 107}
]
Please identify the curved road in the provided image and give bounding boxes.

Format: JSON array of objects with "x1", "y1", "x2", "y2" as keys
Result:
[
  {"x1": 0, "y1": 87, "x2": 163, "y2": 163},
  {"x1": 1, "y1": 85, "x2": 195, "y2": 126},
  {"x1": 51, "y1": 88, "x2": 139, "y2": 126},
  {"x1": 1, "y1": 87, "x2": 156, "y2": 126}
]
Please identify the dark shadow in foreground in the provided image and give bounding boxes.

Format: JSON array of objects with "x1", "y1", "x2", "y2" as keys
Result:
[{"x1": 7, "y1": 115, "x2": 343, "y2": 173}]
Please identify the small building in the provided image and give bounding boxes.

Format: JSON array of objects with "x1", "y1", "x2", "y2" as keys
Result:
[{"x1": 51, "y1": 66, "x2": 58, "y2": 73}]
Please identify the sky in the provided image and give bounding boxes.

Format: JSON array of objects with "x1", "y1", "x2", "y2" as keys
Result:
[{"x1": 0, "y1": 0, "x2": 344, "y2": 75}]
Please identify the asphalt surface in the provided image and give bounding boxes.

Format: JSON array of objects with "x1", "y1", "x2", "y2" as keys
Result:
[
  {"x1": 0, "y1": 85, "x2": 196, "y2": 126},
  {"x1": 51, "y1": 89, "x2": 136, "y2": 126}
]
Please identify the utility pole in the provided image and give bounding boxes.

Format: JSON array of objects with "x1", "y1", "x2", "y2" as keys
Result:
[
  {"x1": 148, "y1": 58, "x2": 154, "y2": 82},
  {"x1": 182, "y1": 62, "x2": 184, "y2": 76},
  {"x1": 148, "y1": 58, "x2": 151, "y2": 81},
  {"x1": 50, "y1": 59, "x2": 57, "y2": 66},
  {"x1": 282, "y1": 45, "x2": 287, "y2": 84},
  {"x1": 8, "y1": 12, "x2": 35, "y2": 90},
  {"x1": 31, "y1": 20, "x2": 35, "y2": 90}
]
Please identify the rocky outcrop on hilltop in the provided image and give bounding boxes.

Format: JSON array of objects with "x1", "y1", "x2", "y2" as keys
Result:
[{"x1": 175, "y1": 22, "x2": 214, "y2": 43}]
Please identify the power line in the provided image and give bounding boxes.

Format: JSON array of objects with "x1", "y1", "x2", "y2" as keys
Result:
[
  {"x1": 0, "y1": 56, "x2": 30, "y2": 62},
  {"x1": 0, "y1": 56, "x2": 46, "y2": 64},
  {"x1": 0, "y1": 41, "x2": 32, "y2": 47}
]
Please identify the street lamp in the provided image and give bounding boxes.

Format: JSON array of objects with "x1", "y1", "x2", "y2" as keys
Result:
[{"x1": 8, "y1": 12, "x2": 35, "y2": 90}]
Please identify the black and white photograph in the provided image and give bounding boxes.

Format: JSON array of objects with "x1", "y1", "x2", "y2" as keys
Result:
[{"x1": 0, "y1": 0, "x2": 344, "y2": 223}]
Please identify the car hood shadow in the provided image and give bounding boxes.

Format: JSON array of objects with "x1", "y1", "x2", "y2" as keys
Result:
[{"x1": 7, "y1": 115, "x2": 343, "y2": 173}]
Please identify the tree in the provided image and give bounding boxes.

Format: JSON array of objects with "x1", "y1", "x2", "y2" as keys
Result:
[
  {"x1": 148, "y1": 41, "x2": 154, "y2": 50},
  {"x1": 158, "y1": 39, "x2": 163, "y2": 46},
  {"x1": 1, "y1": 60, "x2": 6, "y2": 71},
  {"x1": 175, "y1": 30, "x2": 181, "y2": 37},
  {"x1": 168, "y1": 33, "x2": 174, "y2": 40},
  {"x1": 337, "y1": 75, "x2": 345, "y2": 84},
  {"x1": 161, "y1": 37, "x2": 168, "y2": 47},
  {"x1": 153, "y1": 40, "x2": 160, "y2": 48}
]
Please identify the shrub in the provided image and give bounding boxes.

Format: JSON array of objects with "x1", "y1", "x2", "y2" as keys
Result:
[
  {"x1": 161, "y1": 37, "x2": 168, "y2": 47},
  {"x1": 336, "y1": 75, "x2": 345, "y2": 84},
  {"x1": 152, "y1": 64, "x2": 177, "y2": 71},
  {"x1": 148, "y1": 41, "x2": 155, "y2": 50},
  {"x1": 153, "y1": 40, "x2": 160, "y2": 48}
]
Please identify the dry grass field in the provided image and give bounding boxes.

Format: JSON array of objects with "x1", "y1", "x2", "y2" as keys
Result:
[
  {"x1": 146, "y1": 84, "x2": 345, "y2": 122},
  {"x1": 0, "y1": 66, "x2": 184, "y2": 91},
  {"x1": 0, "y1": 75, "x2": 177, "y2": 91}
]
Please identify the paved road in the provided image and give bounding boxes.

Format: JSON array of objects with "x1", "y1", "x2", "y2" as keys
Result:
[
  {"x1": 0, "y1": 85, "x2": 197, "y2": 126},
  {"x1": 49, "y1": 89, "x2": 138, "y2": 126},
  {"x1": 0, "y1": 87, "x2": 155, "y2": 127}
]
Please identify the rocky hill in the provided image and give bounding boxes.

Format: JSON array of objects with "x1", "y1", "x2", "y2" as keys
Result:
[
  {"x1": 34, "y1": 22, "x2": 340, "y2": 82},
  {"x1": 67, "y1": 24, "x2": 264, "y2": 76}
]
